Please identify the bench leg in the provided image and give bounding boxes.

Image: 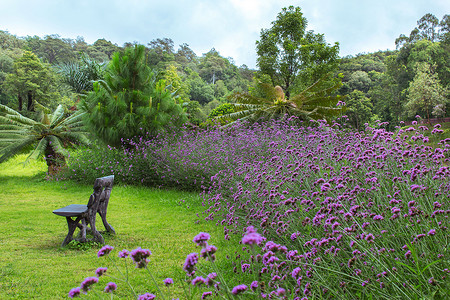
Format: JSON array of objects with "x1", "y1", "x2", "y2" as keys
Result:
[
  {"x1": 99, "y1": 211, "x2": 115, "y2": 235},
  {"x1": 62, "y1": 216, "x2": 82, "y2": 247},
  {"x1": 88, "y1": 213, "x2": 104, "y2": 244},
  {"x1": 76, "y1": 219, "x2": 87, "y2": 242}
]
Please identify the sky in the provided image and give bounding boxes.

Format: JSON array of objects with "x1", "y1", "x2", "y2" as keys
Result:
[{"x1": 0, "y1": 0, "x2": 449, "y2": 68}]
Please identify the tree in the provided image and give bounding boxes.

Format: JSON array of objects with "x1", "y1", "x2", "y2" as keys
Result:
[
  {"x1": 186, "y1": 71, "x2": 215, "y2": 105},
  {"x1": 2, "y1": 51, "x2": 59, "y2": 111},
  {"x1": 256, "y1": 6, "x2": 340, "y2": 98},
  {"x1": 220, "y1": 74, "x2": 345, "y2": 127},
  {"x1": 347, "y1": 71, "x2": 372, "y2": 93},
  {"x1": 0, "y1": 30, "x2": 24, "y2": 50},
  {"x1": 55, "y1": 53, "x2": 106, "y2": 94},
  {"x1": 93, "y1": 39, "x2": 120, "y2": 60},
  {"x1": 81, "y1": 45, "x2": 187, "y2": 147},
  {"x1": 163, "y1": 64, "x2": 190, "y2": 104},
  {"x1": 148, "y1": 38, "x2": 176, "y2": 69},
  {"x1": 175, "y1": 43, "x2": 197, "y2": 64},
  {"x1": 0, "y1": 103, "x2": 89, "y2": 174},
  {"x1": 345, "y1": 90, "x2": 373, "y2": 130},
  {"x1": 405, "y1": 62, "x2": 448, "y2": 121}
]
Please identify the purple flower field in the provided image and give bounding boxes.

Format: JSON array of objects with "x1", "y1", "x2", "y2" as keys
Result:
[{"x1": 66, "y1": 118, "x2": 449, "y2": 298}]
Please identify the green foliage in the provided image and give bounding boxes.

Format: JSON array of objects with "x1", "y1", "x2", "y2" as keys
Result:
[
  {"x1": 55, "y1": 53, "x2": 106, "y2": 94},
  {"x1": 256, "y1": 6, "x2": 340, "y2": 98},
  {"x1": 163, "y1": 64, "x2": 190, "y2": 104},
  {"x1": 81, "y1": 45, "x2": 187, "y2": 147},
  {"x1": 204, "y1": 102, "x2": 235, "y2": 127},
  {"x1": 220, "y1": 74, "x2": 345, "y2": 126},
  {"x1": 0, "y1": 103, "x2": 90, "y2": 174},
  {"x1": 186, "y1": 72, "x2": 215, "y2": 105},
  {"x1": 208, "y1": 103, "x2": 234, "y2": 119},
  {"x1": 2, "y1": 51, "x2": 60, "y2": 111},
  {"x1": 405, "y1": 62, "x2": 448, "y2": 120},
  {"x1": 183, "y1": 100, "x2": 206, "y2": 125},
  {"x1": 345, "y1": 90, "x2": 373, "y2": 130}
]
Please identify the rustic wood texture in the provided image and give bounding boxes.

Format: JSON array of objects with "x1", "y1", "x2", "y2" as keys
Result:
[{"x1": 53, "y1": 175, "x2": 115, "y2": 246}]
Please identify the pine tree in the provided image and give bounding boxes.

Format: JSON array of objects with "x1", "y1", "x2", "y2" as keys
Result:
[{"x1": 81, "y1": 45, "x2": 187, "y2": 147}]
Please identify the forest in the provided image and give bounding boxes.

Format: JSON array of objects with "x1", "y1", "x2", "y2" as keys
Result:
[{"x1": 0, "y1": 11, "x2": 448, "y2": 131}]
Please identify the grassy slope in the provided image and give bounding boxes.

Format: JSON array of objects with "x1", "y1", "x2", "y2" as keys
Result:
[{"x1": 0, "y1": 155, "x2": 233, "y2": 299}]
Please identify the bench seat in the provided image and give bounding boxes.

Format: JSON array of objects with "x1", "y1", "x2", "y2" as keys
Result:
[{"x1": 53, "y1": 204, "x2": 88, "y2": 217}]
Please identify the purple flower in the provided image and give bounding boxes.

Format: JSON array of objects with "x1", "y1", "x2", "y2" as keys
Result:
[
  {"x1": 192, "y1": 276, "x2": 207, "y2": 286},
  {"x1": 250, "y1": 281, "x2": 258, "y2": 291},
  {"x1": 232, "y1": 284, "x2": 248, "y2": 295},
  {"x1": 164, "y1": 278, "x2": 173, "y2": 286},
  {"x1": 104, "y1": 282, "x2": 117, "y2": 293},
  {"x1": 206, "y1": 272, "x2": 217, "y2": 286},
  {"x1": 201, "y1": 291, "x2": 213, "y2": 299},
  {"x1": 138, "y1": 293, "x2": 156, "y2": 300},
  {"x1": 242, "y1": 226, "x2": 265, "y2": 246},
  {"x1": 97, "y1": 245, "x2": 114, "y2": 257},
  {"x1": 183, "y1": 252, "x2": 199, "y2": 275},
  {"x1": 130, "y1": 247, "x2": 152, "y2": 268},
  {"x1": 276, "y1": 288, "x2": 286, "y2": 296},
  {"x1": 193, "y1": 232, "x2": 211, "y2": 247},
  {"x1": 373, "y1": 215, "x2": 384, "y2": 221},
  {"x1": 118, "y1": 249, "x2": 130, "y2": 258},
  {"x1": 365, "y1": 233, "x2": 375, "y2": 243},
  {"x1": 291, "y1": 267, "x2": 302, "y2": 279},
  {"x1": 68, "y1": 287, "x2": 81, "y2": 298},
  {"x1": 95, "y1": 267, "x2": 107, "y2": 277},
  {"x1": 80, "y1": 277, "x2": 99, "y2": 292},
  {"x1": 200, "y1": 244, "x2": 217, "y2": 261},
  {"x1": 428, "y1": 229, "x2": 436, "y2": 236}
]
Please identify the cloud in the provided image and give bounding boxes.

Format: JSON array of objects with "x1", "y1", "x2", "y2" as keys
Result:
[{"x1": 1, "y1": 0, "x2": 449, "y2": 67}]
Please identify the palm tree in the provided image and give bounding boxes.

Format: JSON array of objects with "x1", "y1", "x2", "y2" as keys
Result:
[
  {"x1": 0, "y1": 103, "x2": 90, "y2": 174},
  {"x1": 219, "y1": 74, "x2": 346, "y2": 127},
  {"x1": 55, "y1": 53, "x2": 106, "y2": 94}
]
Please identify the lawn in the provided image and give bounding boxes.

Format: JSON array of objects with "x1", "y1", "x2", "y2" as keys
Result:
[{"x1": 0, "y1": 155, "x2": 233, "y2": 299}]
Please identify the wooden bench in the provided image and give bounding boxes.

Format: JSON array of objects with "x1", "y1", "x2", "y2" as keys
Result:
[{"x1": 53, "y1": 175, "x2": 116, "y2": 246}]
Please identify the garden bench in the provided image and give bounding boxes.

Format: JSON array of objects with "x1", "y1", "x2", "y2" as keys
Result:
[{"x1": 53, "y1": 175, "x2": 116, "y2": 246}]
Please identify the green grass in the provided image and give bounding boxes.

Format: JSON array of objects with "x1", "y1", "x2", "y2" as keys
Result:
[{"x1": 0, "y1": 155, "x2": 237, "y2": 299}]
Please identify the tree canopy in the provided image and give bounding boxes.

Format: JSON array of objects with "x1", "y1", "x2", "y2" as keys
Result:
[{"x1": 256, "y1": 6, "x2": 340, "y2": 98}]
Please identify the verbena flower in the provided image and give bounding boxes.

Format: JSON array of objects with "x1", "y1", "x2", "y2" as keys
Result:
[
  {"x1": 97, "y1": 245, "x2": 114, "y2": 257},
  {"x1": 242, "y1": 226, "x2": 265, "y2": 246},
  {"x1": 68, "y1": 287, "x2": 81, "y2": 298},
  {"x1": 130, "y1": 247, "x2": 152, "y2": 268},
  {"x1": 80, "y1": 277, "x2": 99, "y2": 292},
  {"x1": 138, "y1": 293, "x2": 156, "y2": 300},
  {"x1": 104, "y1": 282, "x2": 117, "y2": 293},
  {"x1": 164, "y1": 278, "x2": 173, "y2": 286},
  {"x1": 193, "y1": 232, "x2": 211, "y2": 247},
  {"x1": 95, "y1": 267, "x2": 107, "y2": 277},
  {"x1": 231, "y1": 284, "x2": 248, "y2": 295},
  {"x1": 201, "y1": 291, "x2": 213, "y2": 299},
  {"x1": 118, "y1": 249, "x2": 130, "y2": 258},
  {"x1": 183, "y1": 252, "x2": 199, "y2": 275}
]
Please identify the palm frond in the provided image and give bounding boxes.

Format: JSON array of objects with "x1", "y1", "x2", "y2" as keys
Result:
[
  {"x1": 27, "y1": 137, "x2": 48, "y2": 161},
  {"x1": 50, "y1": 105, "x2": 65, "y2": 127},
  {"x1": 0, "y1": 137, "x2": 36, "y2": 163},
  {"x1": 0, "y1": 105, "x2": 36, "y2": 126},
  {"x1": 47, "y1": 135, "x2": 69, "y2": 157}
]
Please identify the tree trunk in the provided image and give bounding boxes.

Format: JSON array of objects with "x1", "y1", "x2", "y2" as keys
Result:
[
  {"x1": 27, "y1": 91, "x2": 34, "y2": 111},
  {"x1": 45, "y1": 146, "x2": 66, "y2": 175},
  {"x1": 18, "y1": 93, "x2": 23, "y2": 111}
]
